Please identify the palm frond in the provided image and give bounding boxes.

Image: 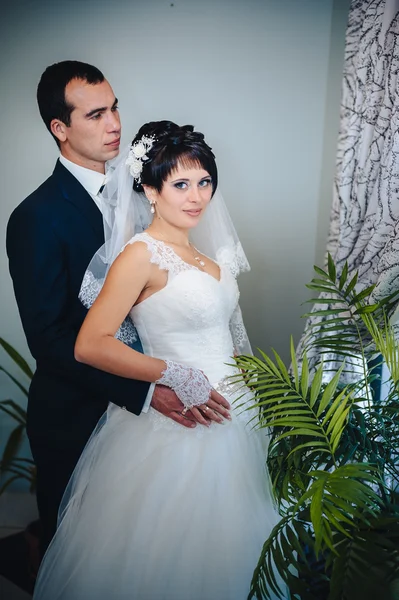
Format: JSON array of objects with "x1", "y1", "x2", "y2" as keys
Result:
[
  {"x1": 295, "y1": 464, "x2": 382, "y2": 557},
  {"x1": 329, "y1": 516, "x2": 399, "y2": 600},
  {"x1": 235, "y1": 350, "x2": 352, "y2": 463},
  {"x1": 248, "y1": 514, "x2": 313, "y2": 600},
  {"x1": 232, "y1": 255, "x2": 399, "y2": 598}
]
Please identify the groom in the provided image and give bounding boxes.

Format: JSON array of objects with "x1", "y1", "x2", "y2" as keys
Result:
[{"x1": 6, "y1": 61, "x2": 224, "y2": 554}]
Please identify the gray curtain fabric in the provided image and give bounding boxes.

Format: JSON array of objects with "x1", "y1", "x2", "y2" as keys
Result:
[{"x1": 297, "y1": 0, "x2": 399, "y2": 380}]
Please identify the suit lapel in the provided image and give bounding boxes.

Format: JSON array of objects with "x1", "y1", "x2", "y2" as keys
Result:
[{"x1": 52, "y1": 160, "x2": 105, "y2": 243}]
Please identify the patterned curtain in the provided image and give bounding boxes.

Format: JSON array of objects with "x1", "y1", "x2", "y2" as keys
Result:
[{"x1": 297, "y1": 0, "x2": 399, "y2": 381}]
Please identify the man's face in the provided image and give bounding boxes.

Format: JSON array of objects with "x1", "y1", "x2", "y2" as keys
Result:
[{"x1": 52, "y1": 78, "x2": 121, "y2": 173}]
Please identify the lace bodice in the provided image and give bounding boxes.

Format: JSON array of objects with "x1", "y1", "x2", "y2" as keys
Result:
[{"x1": 127, "y1": 232, "x2": 240, "y2": 384}]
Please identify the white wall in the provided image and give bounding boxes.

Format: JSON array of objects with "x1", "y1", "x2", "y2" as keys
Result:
[{"x1": 0, "y1": 0, "x2": 349, "y2": 468}]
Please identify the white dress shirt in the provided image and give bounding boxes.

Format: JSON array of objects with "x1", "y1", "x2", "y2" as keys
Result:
[
  {"x1": 59, "y1": 155, "x2": 107, "y2": 209},
  {"x1": 59, "y1": 155, "x2": 154, "y2": 411}
]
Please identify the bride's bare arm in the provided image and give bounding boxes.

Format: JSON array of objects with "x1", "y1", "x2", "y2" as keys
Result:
[{"x1": 75, "y1": 242, "x2": 166, "y2": 382}]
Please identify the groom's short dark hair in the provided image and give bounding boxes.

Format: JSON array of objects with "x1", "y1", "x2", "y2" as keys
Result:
[{"x1": 37, "y1": 60, "x2": 105, "y2": 147}]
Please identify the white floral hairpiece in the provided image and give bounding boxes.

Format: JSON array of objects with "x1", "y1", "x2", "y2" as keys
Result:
[{"x1": 125, "y1": 134, "x2": 156, "y2": 184}]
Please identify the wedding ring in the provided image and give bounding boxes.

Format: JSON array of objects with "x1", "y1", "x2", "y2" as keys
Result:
[
  {"x1": 203, "y1": 405, "x2": 209, "y2": 412},
  {"x1": 181, "y1": 407, "x2": 188, "y2": 416}
]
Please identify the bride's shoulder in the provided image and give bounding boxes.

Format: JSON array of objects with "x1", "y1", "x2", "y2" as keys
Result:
[
  {"x1": 122, "y1": 231, "x2": 150, "y2": 248},
  {"x1": 118, "y1": 233, "x2": 153, "y2": 264},
  {"x1": 119, "y1": 232, "x2": 180, "y2": 274}
]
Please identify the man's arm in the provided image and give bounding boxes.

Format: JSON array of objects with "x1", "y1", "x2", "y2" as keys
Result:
[{"x1": 6, "y1": 203, "x2": 149, "y2": 415}]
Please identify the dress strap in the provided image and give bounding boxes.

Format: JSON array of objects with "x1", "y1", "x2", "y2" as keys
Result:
[{"x1": 123, "y1": 232, "x2": 198, "y2": 279}]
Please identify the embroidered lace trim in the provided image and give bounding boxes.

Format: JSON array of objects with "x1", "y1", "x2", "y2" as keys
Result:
[
  {"x1": 216, "y1": 241, "x2": 249, "y2": 278},
  {"x1": 229, "y1": 304, "x2": 251, "y2": 355},
  {"x1": 79, "y1": 270, "x2": 138, "y2": 344},
  {"x1": 156, "y1": 360, "x2": 212, "y2": 409},
  {"x1": 79, "y1": 270, "x2": 103, "y2": 310},
  {"x1": 123, "y1": 232, "x2": 199, "y2": 279}
]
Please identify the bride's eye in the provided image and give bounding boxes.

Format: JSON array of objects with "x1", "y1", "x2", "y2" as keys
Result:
[
  {"x1": 199, "y1": 178, "x2": 212, "y2": 188},
  {"x1": 174, "y1": 181, "x2": 188, "y2": 190}
]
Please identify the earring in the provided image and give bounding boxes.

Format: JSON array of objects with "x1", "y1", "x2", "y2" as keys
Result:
[{"x1": 150, "y1": 202, "x2": 155, "y2": 214}]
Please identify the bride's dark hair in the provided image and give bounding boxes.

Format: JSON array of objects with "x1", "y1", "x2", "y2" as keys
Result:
[{"x1": 131, "y1": 120, "x2": 218, "y2": 196}]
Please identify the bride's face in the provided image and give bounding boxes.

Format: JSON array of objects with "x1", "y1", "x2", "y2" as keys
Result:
[{"x1": 148, "y1": 164, "x2": 213, "y2": 229}]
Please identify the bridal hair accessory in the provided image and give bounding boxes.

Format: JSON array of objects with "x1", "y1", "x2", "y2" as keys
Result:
[
  {"x1": 126, "y1": 135, "x2": 156, "y2": 184},
  {"x1": 156, "y1": 360, "x2": 213, "y2": 409}
]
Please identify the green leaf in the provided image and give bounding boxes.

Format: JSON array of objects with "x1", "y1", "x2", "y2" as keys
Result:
[
  {"x1": 354, "y1": 304, "x2": 379, "y2": 315},
  {"x1": 261, "y1": 406, "x2": 312, "y2": 416},
  {"x1": 327, "y1": 253, "x2": 336, "y2": 282},
  {"x1": 310, "y1": 482, "x2": 324, "y2": 554},
  {"x1": 275, "y1": 429, "x2": 326, "y2": 441},
  {"x1": 323, "y1": 388, "x2": 351, "y2": 432},
  {"x1": 313, "y1": 265, "x2": 329, "y2": 279},
  {"x1": 0, "y1": 461, "x2": 34, "y2": 477},
  {"x1": 0, "y1": 474, "x2": 23, "y2": 495},
  {"x1": 286, "y1": 524, "x2": 307, "y2": 562},
  {"x1": 0, "y1": 338, "x2": 33, "y2": 379},
  {"x1": 344, "y1": 272, "x2": 359, "y2": 296},
  {"x1": 303, "y1": 298, "x2": 346, "y2": 305},
  {"x1": 0, "y1": 401, "x2": 26, "y2": 425},
  {"x1": 338, "y1": 262, "x2": 349, "y2": 290},
  {"x1": 351, "y1": 285, "x2": 376, "y2": 304},
  {"x1": 287, "y1": 441, "x2": 329, "y2": 457},
  {"x1": 271, "y1": 349, "x2": 290, "y2": 384},
  {"x1": 1, "y1": 424, "x2": 24, "y2": 468},
  {"x1": 316, "y1": 367, "x2": 343, "y2": 417},
  {"x1": 302, "y1": 308, "x2": 348, "y2": 317},
  {"x1": 306, "y1": 283, "x2": 339, "y2": 293},
  {"x1": 290, "y1": 337, "x2": 299, "y2": 392},
  {"x1": 249, "y1": 516, "x2": 293, "y2": 599},
  {"x1": 300, "y1": 354, "x2": 309, "y2": 399},
  {"x1": 257, "y1": 350, "x2": 283, "y2": 380},
  {"x1": 310, "y1": 363, "x2": 323, "y2": 408},
  {"x1": 0, "y1": 367, "x2": 29, "y2": 397},
  {"x1": 280, "y1": 530, "x2": 300, "y2": 570},
  {"x1": 331, "y1": 409, "x2": 351, "y2": 453}
]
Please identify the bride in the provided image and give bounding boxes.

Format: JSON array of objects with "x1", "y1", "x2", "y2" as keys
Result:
[{"x1": 33, "y1": 121, "x2": 286, "y2": 599}]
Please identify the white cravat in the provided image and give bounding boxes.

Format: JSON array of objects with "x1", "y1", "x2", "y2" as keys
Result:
[{"x1": 59, "y1": 154, "x2": 154, "y2": 412}]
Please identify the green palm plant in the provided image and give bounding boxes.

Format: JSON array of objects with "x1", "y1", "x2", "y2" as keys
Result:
[
  {"x1": 0, "y1": 337, "x2": 36, "y2": 494},
  {"x1": 234, "y1": 255, "x2": 399, "y2": 600}
]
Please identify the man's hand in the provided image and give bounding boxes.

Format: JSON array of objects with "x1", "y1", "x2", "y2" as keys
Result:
[{"x1": 150, "y1": 385, "x2": 231, "y2": 428}]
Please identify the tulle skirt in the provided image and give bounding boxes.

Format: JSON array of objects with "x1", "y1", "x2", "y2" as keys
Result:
[{"x1": 33, "y1": 385, "x2": 284, "y2": 600}]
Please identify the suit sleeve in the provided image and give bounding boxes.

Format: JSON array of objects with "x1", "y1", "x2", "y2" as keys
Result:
[{"x1": 6, "y1": 204, "x2": 150, "y2": 416}]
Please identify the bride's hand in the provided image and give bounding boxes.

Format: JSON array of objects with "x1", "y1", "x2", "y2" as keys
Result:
[
  {"x1": 154, "y1": 361, "x2": 232, "y2": 426},
  {"x1": 190, "y1": 388, "x2": 231, "y2": 425},
  {"x1": 151, "y1": 385, "x2": 231, "y2": 427}
]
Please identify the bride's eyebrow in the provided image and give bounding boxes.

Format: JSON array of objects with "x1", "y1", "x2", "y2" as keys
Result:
[{"x1": 170, "y1": 175, "x2": 211, "y2": 183}]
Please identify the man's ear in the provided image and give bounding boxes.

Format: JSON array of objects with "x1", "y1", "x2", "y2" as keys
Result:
[{"x1": 50, "y1": 119, "x2": 68, "y2": 144}]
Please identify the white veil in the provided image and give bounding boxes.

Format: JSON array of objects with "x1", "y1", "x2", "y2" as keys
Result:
[{"x1": 79, "y1": 143, "x2": 253, "y2": 355}]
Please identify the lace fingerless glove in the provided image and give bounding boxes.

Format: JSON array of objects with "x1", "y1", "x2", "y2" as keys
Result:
[{"x1": 156, "y1": 360, "x2": 212, "y2": 409}]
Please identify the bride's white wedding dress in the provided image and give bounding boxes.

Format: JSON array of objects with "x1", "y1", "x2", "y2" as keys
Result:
[{"x1": 33, "y1": 233, "x2": 284, "y2": 600}]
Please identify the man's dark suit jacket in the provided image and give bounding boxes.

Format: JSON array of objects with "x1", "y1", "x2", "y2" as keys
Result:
[{"x1": 6, "y1": 160, "x2": 150, "y2": 547}]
